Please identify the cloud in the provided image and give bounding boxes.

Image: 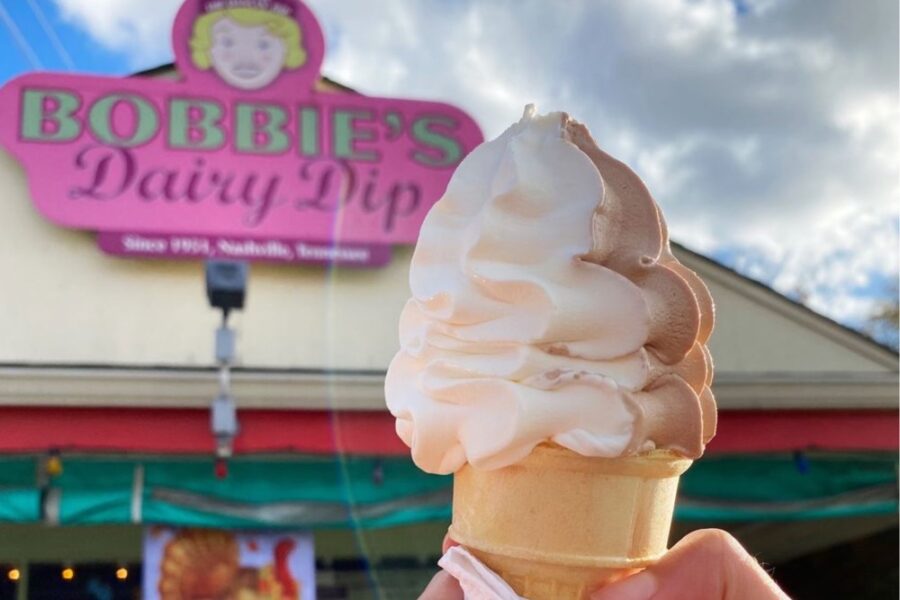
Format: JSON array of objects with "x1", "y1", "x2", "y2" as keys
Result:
[
  {"x1": 53, "y1": 0, "x2": 183, "y2": 67},
  {"x1": 726, "y1": 205, "x2": 898, "y2": 323},
  {"x1": 48, "y1": 0, "x2": 900, "y2": 340},
  {"x1": 303, "y1": 0, "x2": 898, "y2": 238}
]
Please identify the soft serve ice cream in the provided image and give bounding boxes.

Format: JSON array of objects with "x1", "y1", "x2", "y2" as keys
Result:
[{"x1": 386, "y1": 106, "x2": 715, "y2": 475}]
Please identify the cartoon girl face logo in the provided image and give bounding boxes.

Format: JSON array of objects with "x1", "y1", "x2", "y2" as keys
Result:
[{"x1": 190, "y1": 3, "x2": 306, "y2": 90}]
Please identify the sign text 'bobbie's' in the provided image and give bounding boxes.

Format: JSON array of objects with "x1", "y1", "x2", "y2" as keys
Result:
[{"x1": 0, "y1": 0, "x2": 484, "y2": 266}]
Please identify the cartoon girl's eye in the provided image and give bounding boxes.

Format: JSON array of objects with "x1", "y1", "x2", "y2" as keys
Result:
[
  {"x1": 222, "y1": 37, "x2": 234, "y2": 48},
  {"x1": 258, "y1": 39, "x2": 271, "y2": 50}
]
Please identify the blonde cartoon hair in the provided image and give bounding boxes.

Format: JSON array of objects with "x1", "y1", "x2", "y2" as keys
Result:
[{"x1": 190, "y1": 8, "x2": 306, "y2": 70}]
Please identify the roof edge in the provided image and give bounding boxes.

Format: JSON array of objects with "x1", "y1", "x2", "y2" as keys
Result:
[
  {"x1": 1, "y1": 364, "x2": 897, "y2": 410},
  {"x1": 672, "y1": 242, "x2": 899, "y2": 364}
]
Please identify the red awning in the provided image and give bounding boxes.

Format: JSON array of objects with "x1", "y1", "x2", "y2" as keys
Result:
[{"x1": 0, "y1": 407, "x2": 896, "y2": 455}]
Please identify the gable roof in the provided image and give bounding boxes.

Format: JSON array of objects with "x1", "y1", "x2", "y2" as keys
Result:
[{"x1": 673, "y1": 242, "x2": 898, "y2": 370}]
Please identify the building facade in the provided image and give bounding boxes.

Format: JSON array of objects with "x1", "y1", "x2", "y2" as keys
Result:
[{"x1": 0, "y1": 64, "x2": 897, "y2": 598}]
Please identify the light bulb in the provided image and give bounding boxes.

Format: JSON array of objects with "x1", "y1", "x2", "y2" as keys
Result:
[
  {"x1": 116, "y1": 567, "x2": 128, "y2": 580},
  {"x1": 7, "y1": 568, "x2": 19, "y2": 581},
  {"x1": 61, "y1": 567, "x2": 74, "y2": 581}
]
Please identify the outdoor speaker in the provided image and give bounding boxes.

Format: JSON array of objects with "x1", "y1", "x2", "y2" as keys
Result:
[{"x1": 205, "y1": 260, "x2": 248, "y2": 312}]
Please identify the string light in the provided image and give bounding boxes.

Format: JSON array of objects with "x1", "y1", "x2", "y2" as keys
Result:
[
  {"x1": 46, "y1": 450, "x2": 63, "y2": 478},
  {"x1": 61, "y1": 567, "x2": 74, "y2": 581},
  {"x1": 116, "y1": 567, "x2": 128, "y2": 580},
  {"x1": 7, "y1": 568, "x2": 19, "y2": 581}
]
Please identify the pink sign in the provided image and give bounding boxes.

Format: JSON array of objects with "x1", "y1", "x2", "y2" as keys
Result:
[{"x1": 0, "y1": 0, "x2": 484, "y2": 266}]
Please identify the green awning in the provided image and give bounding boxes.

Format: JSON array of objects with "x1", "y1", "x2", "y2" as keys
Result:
[
  {"x1": 677, "y1": 452, "x2": 899, "y2": 521},
  {"x1": 0, "y1": 457, "x2": 41, "y2": 522},
  {"x1": 0, "y1": 452, "x2": 895, "y2": 529}
]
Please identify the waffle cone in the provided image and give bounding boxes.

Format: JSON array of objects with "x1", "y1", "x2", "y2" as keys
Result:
[{"x1": 449, "y1": 444, "x2": 692, "y2": 599}]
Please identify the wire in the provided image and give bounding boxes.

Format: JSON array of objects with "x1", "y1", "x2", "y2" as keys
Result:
[
  {"x1": 0, "y1": 0, "x2": 44, "y2": 70},
  {"x1": 323, "y1": 244, "x2": 385, "y2": 597},
  {"x1": 25, "y1": 0, "x2": 76, "y2": 71}
]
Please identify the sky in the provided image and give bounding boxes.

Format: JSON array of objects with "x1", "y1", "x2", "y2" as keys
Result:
[{"x1": 0, "y1": 0, "x2": 898, "y2": 347}]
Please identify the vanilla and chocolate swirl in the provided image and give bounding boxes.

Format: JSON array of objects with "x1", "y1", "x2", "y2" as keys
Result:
[{"x1": 386, "y1": 107, "x2": 716, "y2": 474}]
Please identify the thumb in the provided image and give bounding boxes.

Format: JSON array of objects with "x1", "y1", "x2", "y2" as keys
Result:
[{"x1": 590, "y1": 529, "x2": 791, "y2": 600}]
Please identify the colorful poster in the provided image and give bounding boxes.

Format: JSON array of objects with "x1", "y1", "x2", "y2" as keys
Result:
[{"x1": 143, "y1": 527, "x2": 316, "y2": 600}]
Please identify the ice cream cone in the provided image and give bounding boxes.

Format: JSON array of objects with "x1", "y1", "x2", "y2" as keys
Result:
[{"x1": 449, "y1": 443, "x2": 692, "y2": 600}]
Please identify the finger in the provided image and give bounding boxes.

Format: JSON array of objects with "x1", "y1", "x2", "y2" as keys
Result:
[
  {"x1": 442, "y1": 533, "x2": 460, "y2": 554},
  {"x1": 590, "y1": 529, "x2": 791, "y2": 600},
  {"x1": 419, "y1": 570, "x2": 464, "y2": 600}
]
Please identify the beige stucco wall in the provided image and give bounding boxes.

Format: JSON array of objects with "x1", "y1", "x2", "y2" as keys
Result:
[
  {"x1": 0, "y1": 147, "x2": 894, "y2": 376},
  {"x1": 681, "y1": 253, "x2": 894, "y2": 374},
  {"x1": 707, "y1": 283, "x2": 882, "y2": 373},
  {"x1": 0, "y1": 148, "x2": 411, "y2": 370}
]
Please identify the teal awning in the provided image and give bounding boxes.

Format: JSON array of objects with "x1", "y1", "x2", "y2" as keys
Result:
[
  {"x1": 0, "y1": 457, "x2": 40, "y2": 522},
  {"x1": 677, "y1": 452, "x2": 899, "y2": 521},
  {"x1": 0, "y1": 452, "x2": 896, "y2": 529}
]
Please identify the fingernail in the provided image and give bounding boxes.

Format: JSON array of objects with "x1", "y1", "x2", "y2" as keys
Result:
[{"x1": 591, "y1": 571, "x2": 658, "y2": 600}]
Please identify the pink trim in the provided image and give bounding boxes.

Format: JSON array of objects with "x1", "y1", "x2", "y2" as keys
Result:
[
  {"x1": 0, "y1": 408, "x2": 895, "y2": 456},
  {"x1": 707, "y1": 409, "x2": 899, "y2": 453}
]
